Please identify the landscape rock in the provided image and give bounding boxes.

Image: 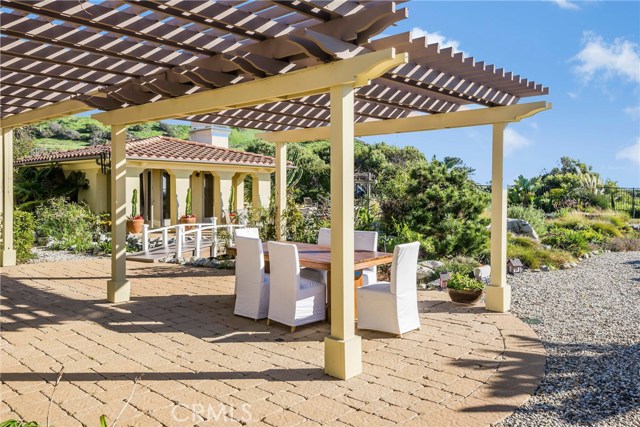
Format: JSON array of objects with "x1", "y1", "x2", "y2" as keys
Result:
[
  {"x1": 506, "y1": 218, "x2": 540, "y2": 241},
  {"x1": 541, "y1": 265, "x2": 550, "y2": 272},
  {"x1": 416, "y1": 265, "x2": 435, "y2": 281},
  {"x1": 419, "y1": 260, "x2": 444, "y2": 270},
  {"x1": 561, "y1": 263, "x2": 571, "y2": 270}
]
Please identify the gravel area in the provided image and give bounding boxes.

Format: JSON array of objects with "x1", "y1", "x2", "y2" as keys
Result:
[
  {"x1": 499, "y1": 251, "x2": 640, "y2": 427},
  {"x1": 27, "y1": 247, "x2": 108, "y2": 264}
]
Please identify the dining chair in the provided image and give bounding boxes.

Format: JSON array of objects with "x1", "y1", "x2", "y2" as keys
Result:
[
  {"x1": 317, "y1": 227, "x2": 331, "y2": 247},
  {"x1": 266, "y1": 241, "x2": 326, "y2": 332},
  {"x1": 235, "y1": 227, "x2": 260, "y2": 239},
  {"x1": 356, "y1": 241, "x2": 421, "y2": 336},
  {"x1": 233, "y1": 236, "x2": 270, "y2": 320},
  {"x1": 354, "y1": 230, "x2": 378, "y2": 285}
]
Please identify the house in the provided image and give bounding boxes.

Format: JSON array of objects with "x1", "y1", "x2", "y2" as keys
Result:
[
  {"x1": 14, "y1": 125, "x2": 274, "y2": 227},
  {"x1": 507, "y1": 259, "x2": 524, "y2": 275}
]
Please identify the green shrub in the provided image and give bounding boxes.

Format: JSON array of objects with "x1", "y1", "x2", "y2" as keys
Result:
[
  {"x1": 507, "y1": 205, "x2": 548, "y2": 235},
  {"x1": 35, "y1": 198, "x2": 101, "y2": 253},
  {"x1": 588, "y1": 221, "x2": 622, "y2": 238},
  {"x1": 447, "y1": 272, "x2": 484, "y2": 291},
  {"x1": 508, "y1": 242, "x2": 574, "y2": 269},
  {"x1": 541, "y1": 228, "x2": 595, "y2": 256},
  {"x1": 14, "y1": 210, "x2": 35, "y2": 263}
]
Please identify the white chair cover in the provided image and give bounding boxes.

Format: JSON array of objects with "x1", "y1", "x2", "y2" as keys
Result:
[
  {"x1": 356, "y1": 241, "x2": 421, "y2": 335},
  {"x1": 234, "y1": 236, "x2": 270, "y2": 320},
  {"x1": 267, "y1": 242, "x2": 326, "y2": 328},
  {"x1": 317, "y1": 227, "x2": 331, "y2": 247},
  {"x1": 235, "y1": 227, "x2": 260, "y2": 239},
  {"x1": 354, "y1": 230, "x2": 378, "y2": 285}
]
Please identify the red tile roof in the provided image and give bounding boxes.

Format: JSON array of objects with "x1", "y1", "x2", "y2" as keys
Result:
[{"x1": 14, "y1": 136, "x2": 277, "y2": 168}]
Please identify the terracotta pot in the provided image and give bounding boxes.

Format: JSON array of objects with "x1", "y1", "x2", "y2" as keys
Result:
[
  {"x1": 180, "y1": 216, "x2": 197, "y2": 231},
  {"x1": 126, "y1": 218, "x2": 144, "y2": 234},
  {"x1": 448, "y1": 288, "x2": 483, "y2": 304}
]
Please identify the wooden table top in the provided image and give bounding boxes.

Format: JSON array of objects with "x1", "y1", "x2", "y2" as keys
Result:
[{"x1": 228, "y1": 241, "x2": 393, "y2": 271}]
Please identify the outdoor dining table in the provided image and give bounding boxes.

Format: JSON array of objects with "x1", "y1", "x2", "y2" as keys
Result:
[{"x1": 227, "y1": 241, "x2": 394, "y2": 320}]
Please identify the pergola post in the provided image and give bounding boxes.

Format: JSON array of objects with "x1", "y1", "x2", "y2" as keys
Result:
[
  {"x1": 486, "y1": 122, "x2": 511, "y2": 312},
  {"x1": 0, "y1": 128, "x2": 16, "y2": 267},
  {"x1": 324, "y1": 84, "x2": 362, "y2": 380},
  {"x1": 108, "y1": 124, "x2": 130, "y2": 303},
  {"x1": 274, "y1": 142, "x2": 287, "y2": 241}
]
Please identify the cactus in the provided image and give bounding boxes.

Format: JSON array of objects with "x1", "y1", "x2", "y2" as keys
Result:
[
  {"x1": 185, "y1": 187, "x2": 192, "y2": 217},
  {"x1": 131, "y1": 189, "x2": 138, "y2": 217}
]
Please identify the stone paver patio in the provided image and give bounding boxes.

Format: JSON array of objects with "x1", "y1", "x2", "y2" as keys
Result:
[{"x1": 1, "y1": 260, "x2": 545, "y2": 426}]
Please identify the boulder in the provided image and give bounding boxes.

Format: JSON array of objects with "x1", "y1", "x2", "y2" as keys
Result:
[
  {"x1": 506, "y1": 219, "x2": 540, "y2": 241},
  {"x1": 416, "y1": 265, "x2": 435, "y2": 281},
  {"x1": 419, "y1": 260, "x2": 444, "y2": 270},
  {"x1": 541, "y1": 265, "x2": 550, "y2": 272}
]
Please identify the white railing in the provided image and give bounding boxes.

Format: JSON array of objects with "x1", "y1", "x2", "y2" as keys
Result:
[{"x1": 141, "y1": 220, "x2": 246, "y2": 259}]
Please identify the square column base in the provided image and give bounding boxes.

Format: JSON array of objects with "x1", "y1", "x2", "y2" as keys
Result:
[
  {"x1": 0, "y1": 250, "x2": 16, "y2": 267},
  {"x1": 485, "y1": 285, "x2": 511, "y2": 313},
  {"x1": 324, "y1": 335, "x2": 362, "y2": 380},
  {"x1": 107, "y1": 280, "x2": 131, "y2": 303}
]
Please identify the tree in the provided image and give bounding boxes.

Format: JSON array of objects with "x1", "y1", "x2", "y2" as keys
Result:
[
  {"x1": 395, "y1": 158, "x2": 490, "y2": 258},
  {"x1": 13, "y1": 126, "x2": 36, "y2": 160}
]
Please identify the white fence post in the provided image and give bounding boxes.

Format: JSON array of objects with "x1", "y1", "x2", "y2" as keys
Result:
[
  {"x1": 142, "y1": 224, "x2": 149, "y2": 252},
  {"x1": 176, "y1": 224, "x2": 184, "y2": 258},
  {"x1": 213, "y1": 226, "x2": 218, "y2": 258},
  {"x1": 162, "y1": 228, "x2": 168, "y2": 248},
  {"x1": 195, "y1": 224, "x2": 202, "y2": 258}
]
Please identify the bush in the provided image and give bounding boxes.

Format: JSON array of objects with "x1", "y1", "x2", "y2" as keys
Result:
[
  {"x1": 541, "y1": 228, "x2": 597, "y2": 256},
  {"x1": 447, "y1": 272, "x2": 484, "y2": 291},
  {"x1": 507, "y1": 205, "x2": 548, "y2": 235},
  {"x1": 14, "y1": 210, "x2": 35, "y2": 263},
  {"x1": 35, "y1": 198, "x2": 102, "y2": 253},
  {"x1": 508, "y1": 243, "x2": 574, "y2": 270}
]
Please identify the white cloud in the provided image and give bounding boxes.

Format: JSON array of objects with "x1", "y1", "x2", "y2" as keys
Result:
[
  {"x1": 624, "y1": 105, "x2": 640, "y2": 120},
  {"x1": 411, "y1": 27, "x2": 467, "y2": 56},
  {"x1": 550, "y1": 0, "x2": 580, "y2": 10},
  {"x1": 504, "y1": 128, "x2": 532, "y2": 156},
  {"x1": 616, "y1": 138, "x2": 640, "y2": 165},
  {"x1": 567, "y1": 91, "x2": 579, "y2": 99},
  {"x1": 572, "y1": 32, "x2": 640, "y2": 84}
]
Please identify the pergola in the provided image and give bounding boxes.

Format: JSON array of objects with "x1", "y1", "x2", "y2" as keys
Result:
[{"x1": 0, "y1": 0, "x2": 549, "y2": 380}]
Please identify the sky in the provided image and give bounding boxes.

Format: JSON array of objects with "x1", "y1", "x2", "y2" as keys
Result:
[{"x1": 360, "y1": 0, "x2": 640, "y2": 186}]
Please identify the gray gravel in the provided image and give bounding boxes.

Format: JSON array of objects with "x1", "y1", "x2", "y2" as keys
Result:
[
  {"x1": 499, "y1": 251, "x2": 640, "y2": 427},
  {"x1": 27, "y1": 247, "x2": 108, "y2": 264}
]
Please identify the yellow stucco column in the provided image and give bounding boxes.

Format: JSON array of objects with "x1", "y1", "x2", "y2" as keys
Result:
[
  {"x1": 0, "y1": 128, "x2": 16, "y2": 267},
  {"x1": 231, "y1": 173, "x2": 247, "y2": 212},
  {"x1": 274, "y1": 142, "x2": 287, "y2": 241},
  {"x1": 486, "y1": 122, "x2": 511, "y2": 312},
  {"x1": 191, "y1": 172, "x2": 204, "y2": 222},
  {"x1": 324, "y1": 84, "x2": 362, "y2": 380},
  {"x1": 169, "y1": 170, "x2": 192, "y2": 223},
  {"x1": 213, "y1": 171, "x2": 234, "y2": 224},
  {"x1": 151, "y1": 170, "x2": 164, "y2": 228},
  {"x1": 108, "y1": 124, "x2": 130, "y2": 303}
]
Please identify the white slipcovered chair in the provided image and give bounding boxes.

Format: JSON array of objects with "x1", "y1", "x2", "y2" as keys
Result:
[
  {"x1": 315, "y1": 228, "x2": 378, "y2": 285},
  {"x1": 356, "y1": 241, "x2": 421, "y2": 336},
  {"x1": 267, "y1": 241, "x2": 326, "y2": 332},
  {"x1": 233, "y1": 236, "x2": 270, "y2": 320},
  {"x1": 354, "y1": 230, "x2": 378, "y2": 285},
  {"x1": 317, "y1": 227, "x2": 331, "y2": 247},
  {"x1": 235, "y1": 227, "x2": 260, "y2": 239}
]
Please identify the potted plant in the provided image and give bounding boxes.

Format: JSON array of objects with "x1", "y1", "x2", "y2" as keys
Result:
[
  {"x1": 126, "y1": 189, "x2": 144, "y2": 234},
  {"x1": 446, "y1": 272, "x2": 485, "y2": 304},
  {"x1": 179, "y1": 188, "x2": 196, "y2": 229}
]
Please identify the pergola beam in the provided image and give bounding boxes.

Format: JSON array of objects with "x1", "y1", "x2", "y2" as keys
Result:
[
  {"x1": 259, "y1": 101, "x2": 551, "y2": 143},
  {"x1": 0, "y1": 99, "x2": 95, "y2": 129},
  {"x1": 92, "y1": 49, "x2": 408, "y2": 126}
]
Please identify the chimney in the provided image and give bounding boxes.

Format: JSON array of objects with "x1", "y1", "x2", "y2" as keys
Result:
[{"x1": 189, "y1": 123, "x2": 231, "y2": 148}]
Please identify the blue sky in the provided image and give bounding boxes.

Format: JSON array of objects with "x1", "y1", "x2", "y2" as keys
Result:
[{"x1": 360, "y1": 0, "x2": 640, "y2": 186}]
